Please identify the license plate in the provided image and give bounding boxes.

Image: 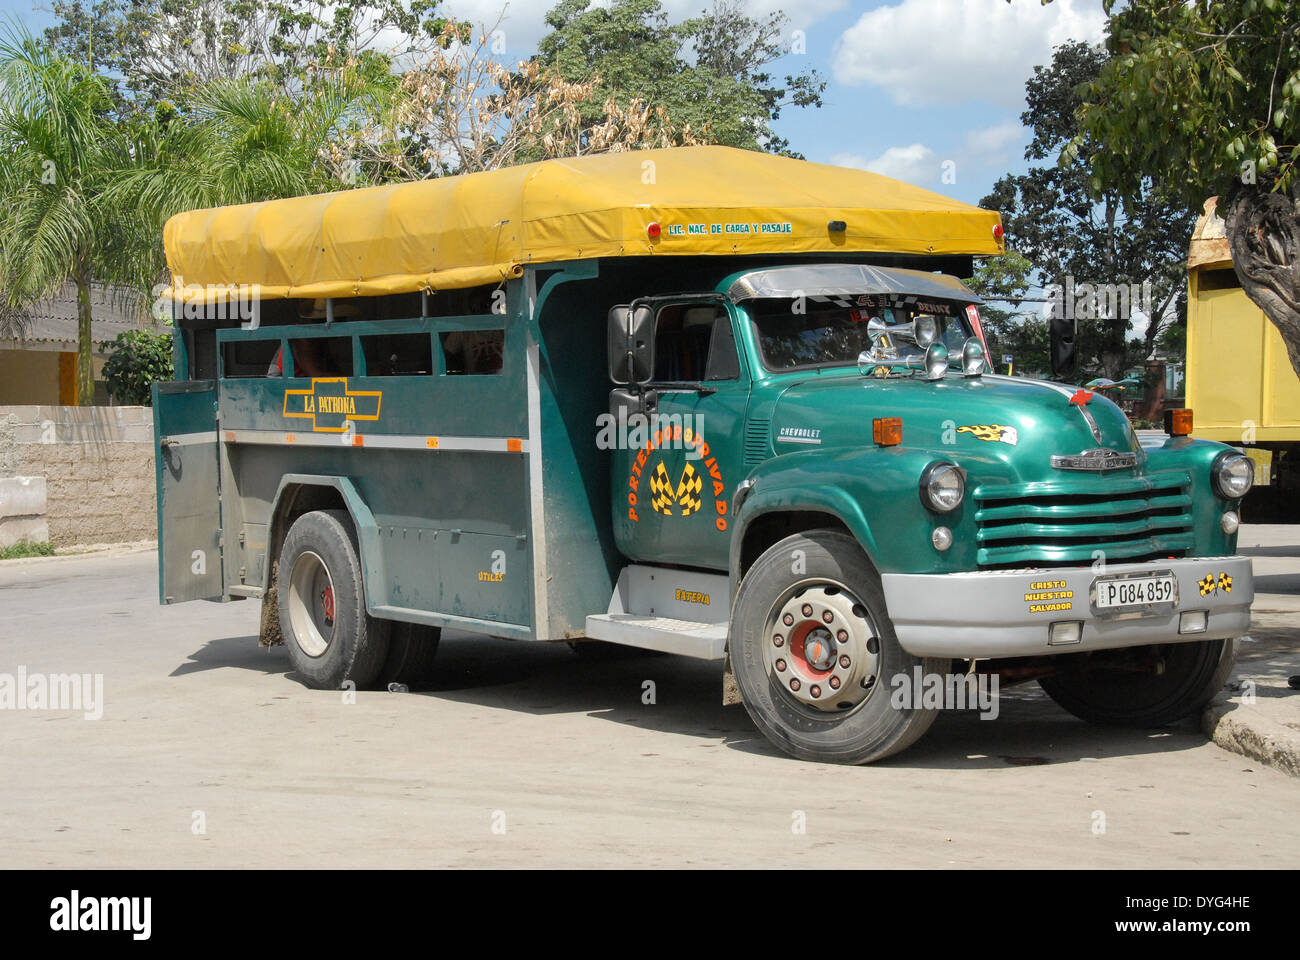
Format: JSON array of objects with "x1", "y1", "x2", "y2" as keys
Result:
[{"x1": 1094, "y1": 574, "x2": 1177, "y2": 609}]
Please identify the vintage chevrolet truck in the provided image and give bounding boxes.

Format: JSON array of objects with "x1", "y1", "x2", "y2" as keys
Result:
[{"x1": 154, "y1": 146, "x2": 1254, "y2": 763}]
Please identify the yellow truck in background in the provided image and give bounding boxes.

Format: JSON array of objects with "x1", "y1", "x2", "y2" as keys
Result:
[{"x1": 1186, "y1": 198, "x2": 1300, "y2": 518}]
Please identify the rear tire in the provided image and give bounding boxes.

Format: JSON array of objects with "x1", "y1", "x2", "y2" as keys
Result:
[
  {"x1": 379, "y1": 622, "x2": 441, "y2": 685},
  {"x1": 730, "y1": 529, "x2": 948, "y2": 764},
  {"x1": 278, "y1": 509, "x2": 389, "y2": 690},
  {"x1": 1038, "y1": 638, "x2": 1236, "y2": 726}
]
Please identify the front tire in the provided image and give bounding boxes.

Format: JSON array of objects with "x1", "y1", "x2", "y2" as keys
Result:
[
  {"x1": 1038, "y1": 638, "x2": 1236, "y2": 726},
  {"x1": 730, "y1": 529, "x2": 948, "y2": 764},
  {"x1": 279, "y1": 509, "x2": 389, "y2": 690}
]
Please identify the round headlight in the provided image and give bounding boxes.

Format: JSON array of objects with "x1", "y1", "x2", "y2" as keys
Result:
[
  {"x1": 913, "y1": 315, "x2": 939, "y2": 348},
  {"x1": 961, "y1": 337, "x2": 986, "y2": 377},
  {"x1": 920, "y1": 461, "x2": 965, "y2": 513},
  {"x1": 923, "y1": 342, "x2": 949, "y2": 381},
  {"x1": 1213, "y1": 452, "x2": 1254, "y2": 499}
]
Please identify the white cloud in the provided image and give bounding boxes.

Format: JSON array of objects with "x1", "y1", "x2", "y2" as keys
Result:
[
  {"x1": 963, "y1": 120, "x2": 1024, "y2": 158},
  {"x1": 708, "y1": 0, "x2": 849, "y2": 35},
  {"x1": 829, "y1": 119, "x2": 1026, "y2": 188},
  {"x1": 831, "y1": 143, "x2": 938, "y2": 186},
  {"x1": 435, "y1": 0, "x2": 847, "y2": 62},
  {"x1": 832, "y1": 0, "x2": 1106, "y2": 108},
  {"x1": 957, "y1": 119, "x2": 1026, "y2": 171}
]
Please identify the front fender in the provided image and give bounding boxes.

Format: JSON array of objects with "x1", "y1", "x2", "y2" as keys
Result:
[
  {"x1": 729, "y1": 446, "x2": 958, "y2": 592},
  {"x1": 1143, "y1": 436, "x2": 1242, "y2": 555}
]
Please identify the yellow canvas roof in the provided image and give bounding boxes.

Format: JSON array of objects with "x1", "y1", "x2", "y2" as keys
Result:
[{"x1": 164, "y1": 145, "x2": 1004, "y2": 303}]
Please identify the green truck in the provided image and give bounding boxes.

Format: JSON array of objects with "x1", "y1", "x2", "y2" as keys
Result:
[{"x1": 154, "y1": 147, "x2": 1255, "y2": 764}]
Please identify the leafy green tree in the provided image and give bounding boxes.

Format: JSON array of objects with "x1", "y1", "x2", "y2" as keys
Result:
[
  {"x1": 965, "y1": 250, "x2": 1051, "y2": 375},
  {"x1": 533, "y1": 0, "x2": 823, "y2": 155},
  {"x1": 119, "y1": 66, "x2": 390, "y2": 205},
  {"x1": 103, "y1": 329, "x2": 173, "y2": 405},
  {"x1": 0, "y1": 31, "x2": 152, "y2": 403},
  {"x1": 1042, "y1": 0, "x2": 1300, "y2": 379},
  {"x1": 104, "y1": 64, "x2": 395, "y2": 297},
  {"x1": 687, "y1": 0, "x2": 824, "y2": 156},
  {"x1": 46, "y1": 0, "x2": 446, "y2": 111},
  {"x1": 980, "y1": 40, "x2": 1194, "y2": 380}
]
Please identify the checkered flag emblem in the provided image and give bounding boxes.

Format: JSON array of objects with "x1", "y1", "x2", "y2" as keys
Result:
[
  {"x1": 675, "y1": 462, "x2": 703, "y2": 516},
  {"x1": 1197, "y1": 574, "x2": 1216, "y2": 597},
  {"x1": 648, "y1": 460, "x2": 703, "y2": 516},
  {"x1": 1217, "y1": 572, "x2": 1232, "y2": 593},
  {"x1": 649, "y1": 461, "x2": 676, "y2": 515}
]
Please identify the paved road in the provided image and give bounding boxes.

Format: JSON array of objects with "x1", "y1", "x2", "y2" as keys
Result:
[{"x1": 2, "y1": 548, "x2": 1297, "y2": 869}]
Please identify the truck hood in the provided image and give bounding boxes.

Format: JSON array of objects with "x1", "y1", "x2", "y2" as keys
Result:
[{"x1": 768, "y1": 371, "x2": 1141, "y2": 481}]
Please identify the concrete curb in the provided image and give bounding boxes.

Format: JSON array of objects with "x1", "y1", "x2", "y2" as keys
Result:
[{"x1": 1202, "y1": 698, "x2": 1300, "y2": 778}]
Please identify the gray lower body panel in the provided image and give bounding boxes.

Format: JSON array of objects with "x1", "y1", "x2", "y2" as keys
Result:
[
  {"x1": 584, "y1": 564, "x2": 729, "y2": 659},
  {"x1": 881, "y1": 556, "x2": 1254, "y2": 658}
]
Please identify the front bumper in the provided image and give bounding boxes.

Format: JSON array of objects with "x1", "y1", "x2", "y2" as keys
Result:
[{"x1": 881, "y1": 556, "x2": 1253, "y2": 659}]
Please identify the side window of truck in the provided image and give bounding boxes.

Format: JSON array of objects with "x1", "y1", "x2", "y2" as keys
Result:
[
  {"x1": 223, "y1": 338, "x2": 280, "y2": 378},
  {"x1": 361, "y1": 332, "x2": 434, "y2": 376},
  {"x1": 439, "y1": 329, "x2": 505, "y2": 375},
  {"x1": 284, "y1": 336, "x2": 353, "y2": 377},
  {"x1": 653, "y1": 305, "x2": 738, "y2": 382}
]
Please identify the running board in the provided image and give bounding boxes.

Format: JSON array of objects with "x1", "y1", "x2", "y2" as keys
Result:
[
  {"x1": 583, "y1": 564, "x2": 730, "y2": 659},
  {"x1": 584, "y1": 614, "x2": 728, "y2": 660}
]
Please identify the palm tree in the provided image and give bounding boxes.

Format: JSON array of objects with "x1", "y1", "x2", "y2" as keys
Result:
[
  {"x1": 101, "y1": 66, "x2": 396, "y2": 342},
  {"x1": 0, "y1": 30, "x2": 150, "y2": 404},
  {"x1": 111, "y1": 66, "x2": 394, "y2": 234}
]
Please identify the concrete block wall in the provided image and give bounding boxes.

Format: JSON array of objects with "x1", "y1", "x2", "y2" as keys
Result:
[
  {"x1": 0, "y1": 406, "x2": 156, "y2": 546},
  {"x1": 0, "y1": 476, "x2": 49, "y2": 549}
]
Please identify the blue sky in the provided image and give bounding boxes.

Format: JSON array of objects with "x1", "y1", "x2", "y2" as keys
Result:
[{"x1": 3, "y1": 0, "x2": 1109, "y2": 206}]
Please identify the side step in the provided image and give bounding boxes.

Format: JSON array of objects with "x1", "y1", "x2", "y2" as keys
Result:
[{"x1": 585, "y1": 614, "x2": 727, "y2": 660}]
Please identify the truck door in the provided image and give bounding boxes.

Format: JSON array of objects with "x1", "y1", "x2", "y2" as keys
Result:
[
  {"x1": 152, "y1": 380, "x2": 224, "y2": 603},
  {"x1": 613, "y1": 302, "x2": 749, "y2": 571}
]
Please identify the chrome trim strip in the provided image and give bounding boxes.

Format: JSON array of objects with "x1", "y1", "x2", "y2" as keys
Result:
[{"x1": 221, "y1": 428, "x2": 528, "y2": 452}]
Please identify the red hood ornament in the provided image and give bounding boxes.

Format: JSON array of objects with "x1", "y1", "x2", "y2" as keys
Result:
[{"x1": 1069, "y1": 390, "x2": 1094, "y2": 406}]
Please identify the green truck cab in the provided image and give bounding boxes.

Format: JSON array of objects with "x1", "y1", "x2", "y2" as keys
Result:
[{"x1": 154, "y1": 147, "x2": 1255, "y2": 764}]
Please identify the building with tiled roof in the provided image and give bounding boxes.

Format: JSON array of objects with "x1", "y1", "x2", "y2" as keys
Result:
[{"x1": 0, "y1": 283, "x2": 160, "y2": 404}]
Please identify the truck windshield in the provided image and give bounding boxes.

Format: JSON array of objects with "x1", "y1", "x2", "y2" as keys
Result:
[{"x1": 749, "y1": 295, "x2": 977, "y2": 372}]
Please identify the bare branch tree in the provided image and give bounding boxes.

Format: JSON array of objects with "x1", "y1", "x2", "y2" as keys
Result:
[{"x1": 335, "y1": 16, "x2": 708, "y2": 181}]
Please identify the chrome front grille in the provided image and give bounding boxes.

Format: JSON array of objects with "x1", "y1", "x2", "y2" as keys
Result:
[{"x1": 973, "y1": 473, "x2": 1194, "y2": 569}]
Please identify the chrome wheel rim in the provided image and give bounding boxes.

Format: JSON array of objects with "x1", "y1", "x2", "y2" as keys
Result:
[
  {"x1": 762, "y1": 580, "x2": 881, "y2": 715},
  {"x1": 287, "y1": 550, "x2": 335, "y2": 658}
]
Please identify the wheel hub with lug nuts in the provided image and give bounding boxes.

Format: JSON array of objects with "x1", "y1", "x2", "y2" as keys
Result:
[{"x1": 763, "y1": 583, "x2": 881, "y2": 713}]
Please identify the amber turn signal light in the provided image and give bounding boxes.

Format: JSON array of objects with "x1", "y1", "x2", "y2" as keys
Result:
[
  {"x1": 1165, "y1": 408, "x2": 1193, "y2": 436},
  {"x1": 873, "y1": 417, "x2": 903, "y2": 446}
]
